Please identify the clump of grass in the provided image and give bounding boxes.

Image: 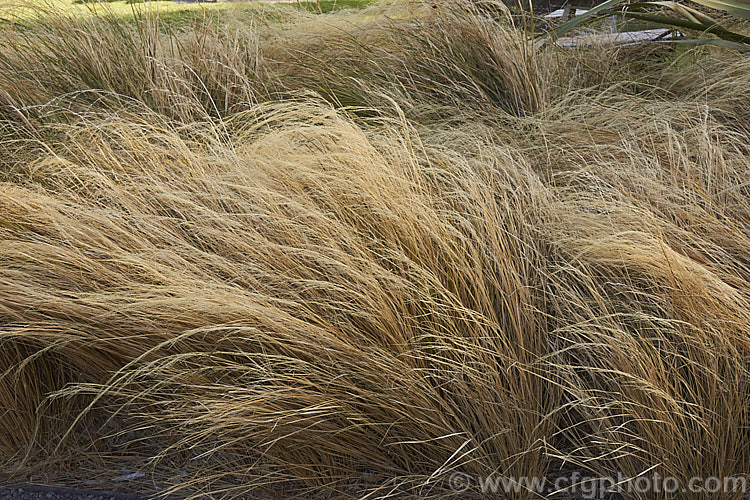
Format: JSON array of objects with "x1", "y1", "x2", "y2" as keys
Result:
[
  {"x1": 0, "y1": 8, "x2": 268, "y2": 123},
  {"x1": 0, "y1": 102, "x2": 557, "y2": 496},
  {"x1": 262, "y1": 0, "x2": 547, "y2": 116}
]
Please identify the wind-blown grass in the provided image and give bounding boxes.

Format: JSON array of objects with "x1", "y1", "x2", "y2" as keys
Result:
[{"x1": 0, "y1": 1, "x2": 748, "y2": 498}]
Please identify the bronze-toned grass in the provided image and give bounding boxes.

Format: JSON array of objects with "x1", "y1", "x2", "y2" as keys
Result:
[{"x1": 0, "y1": 0, "x2": 748, "y2": 498}]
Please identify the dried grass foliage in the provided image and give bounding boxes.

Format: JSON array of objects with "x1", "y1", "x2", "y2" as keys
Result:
[{"x1": 0, "y1": 1, "x2": 748, "y2": 498}]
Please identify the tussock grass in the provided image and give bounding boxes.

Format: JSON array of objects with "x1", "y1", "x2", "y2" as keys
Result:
[
  {"x1": 0, "y1": 9, "x2": 267, "y2": 122},
  {"x1": 0, "y1": 0, "x2": 748, "y2": 498}
]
